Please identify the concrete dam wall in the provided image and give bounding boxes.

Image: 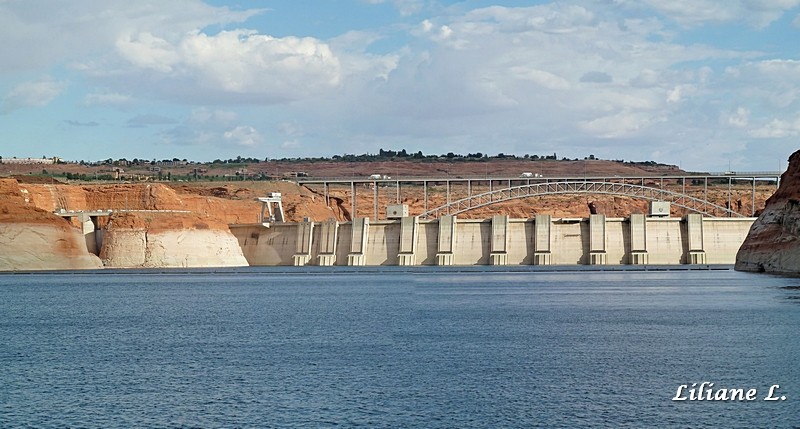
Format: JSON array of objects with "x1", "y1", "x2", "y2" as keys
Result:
[{"x1": 230, "y1": 214, "x2": 755, "y2": 267}]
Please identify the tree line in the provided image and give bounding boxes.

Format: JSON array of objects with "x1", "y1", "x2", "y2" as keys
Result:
[{"x1": 21, "y1": 150, "x2": 670, "y2": 167}]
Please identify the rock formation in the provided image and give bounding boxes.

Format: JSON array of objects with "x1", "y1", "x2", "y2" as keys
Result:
[
  {"x1": 100, "y1": 212, "x2": 249, "y2": 268},
  {"x1": 0, "y1": 179, "x2": 252, "y2": 271},
  {"x1": 0, "y1": 221, "x2": 104, "y2": 271},
  {"x1": 736, "y1": 150, "x2": 800, "y2": 274},
  {"x1": 0, "y1": 179, "x2": 103, "y2": 271}
]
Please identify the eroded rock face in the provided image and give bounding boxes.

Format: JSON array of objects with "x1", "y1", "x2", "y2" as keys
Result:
[
  {"x1": 0, "y1": 179, "x2": 103, "y2": 271},
  {"x1": 1, "y1": 179, "x2": 253, "y2": 270},
  {"x1": 736, "y1": 150, "x2": 800, "y2": 274},
  {"x1": 0, "y1": 222, "x2": 103, "y2": 271},
  {"x1": 100, "y1": 212, "x2": 249, "y2": 268}
]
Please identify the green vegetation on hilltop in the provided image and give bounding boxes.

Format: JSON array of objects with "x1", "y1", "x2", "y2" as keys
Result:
[{"x1": 2, "y1": 150, "x2": 673, "y2": 167}]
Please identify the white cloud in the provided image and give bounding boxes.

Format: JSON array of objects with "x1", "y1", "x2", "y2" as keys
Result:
[
  {"x1": 116, "y1": 32, "x2": 180, "y2": 73},
  {"x1": 223, "y1": 126, "x2": 262, "y2": 147},
  {"x1": 417, "y1": 20, "x2": 461, "y2": 47},
  {"x1": 181, "y1": 30, "x2": 341, "y2": 91},
  {"x1": 365, "y1": 0, "x2": 426, "y2": 16},
  {"x1": 83, "y1": 29, "x2": 358, "y2": 105},
  {"x1": 750, "y1": 117, "x2": 800, "y2": 138},
  {"x1": 511, "y1": 68, "x2": 571, "y2": 90},
  {"x1": 726, "y1": 107, "x2": 750, "y2": 128},
  {"x1": 361, "y1": 2, "x2": 732, "y2": 146},
  {"x1": 278, "y1": 122, "x2": 305, "y2": 137},
  {"x1": 126, "y1": 114, "x2": 177, "y2": 128},
  {"x1": 638, "y1": 0, "x2": 740, "y2": 26},
  {"x1": 189, "y1": 108, "x2": 237, "y2": 125},
  {"x1": 83, "y1": 92, "x2": 134, "y2": 107},
  {"x1": 580, "y1": 71, "x2": 613, "y2": 83},
  {"x1": 580, "y1": 110, "x2": 664, "y2": 138},
  {"x1": 328, "y1": 31, "x2": 401, "y2": 85},
  {"x1": 666, "y1": 84, "x2": 697, "y2": 103},
  {"x1": 0, "y1": 0, "x2": 261, "y2": 74},
  {"x1": 636, "y1": 0, "x2": 800, "y2": 28},
  {"x1": 1, "y1": 77, "x2": 66, "y2": 113},
  {"x1": 722, "y1": 60, "x2": 800, "y2": 109},
  {"x1": 160, "y1": 110, "x2": 255, "y2": 148}
]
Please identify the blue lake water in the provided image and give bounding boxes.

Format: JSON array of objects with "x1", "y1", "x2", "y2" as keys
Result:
[{"x1": 1, "y1": 267, "x2": 799, "y2": 428}]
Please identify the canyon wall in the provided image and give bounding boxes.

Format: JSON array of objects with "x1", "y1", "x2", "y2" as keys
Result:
[
  {"x1": 0, "y1": 221, "x2": 103, "y2": 271},
  {"x1": 100, "y1": 212, "x2": 248, "y2": 268},
  {"x1": 0, "y1": 180, "x2": 260, "y2": 271},
  {"x1": 736, "y1": 150, "x2": 800, "y2": 274},
  {"x1": 0, "y1": 179, "x2": 102, "y2": 271}
]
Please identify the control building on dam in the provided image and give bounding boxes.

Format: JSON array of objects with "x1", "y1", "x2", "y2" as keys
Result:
[{"x1": 229, "y1": 210, "x2": 756, "y2": 267}]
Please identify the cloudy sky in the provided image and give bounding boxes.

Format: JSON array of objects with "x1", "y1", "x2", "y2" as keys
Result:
[{"x1": 1, "y1": 0, "x2": 799, "y2": 171}]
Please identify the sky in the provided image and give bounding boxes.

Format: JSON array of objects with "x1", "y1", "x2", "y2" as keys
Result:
[{"x1": 1, "y1": 0, "x2": 800, "y2": 172}]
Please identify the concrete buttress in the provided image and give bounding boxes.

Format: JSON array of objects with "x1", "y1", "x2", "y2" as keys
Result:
[
  {"x1": 292, "y1": 220, "x2": 314, "y2": 266},
  {"x1": 317, "y1": 219, "x2": 338, "y2": 266},
  {"x1": 347, "y1": 217, "x2": 369, "y2": 266},
  {"x1": 686, "y1": 213, "x2": 706, "y2": 264},
  {"x1": 397, "y1": 216, "x2": 419, "y2": 266},
  {"x1": 490, "y1": 215, "x2": 509, "y2": 265},
  {"x1": 533, "y1": 214, "x2": 551, "y2": 265},
  {"x1": 629, "y1": 213, "x2": 648, "y2": 264},
  {"x1": 589, "y1": 214, "x2": 607, "y2": 265},
  {"x1": 436, "y1": 215, "x2": 456, "y2": 266}
]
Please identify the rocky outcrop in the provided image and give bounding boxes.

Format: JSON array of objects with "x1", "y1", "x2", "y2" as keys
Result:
[
  {"x1": 0, "y1": 179, "x2": 262, "y2": 270},
  {"x1": 100, "y1": 212, "x2": 248, "y2": 268},
  {"x1": 0, "y1": 221, "x2": 104, "y2": 271},
  {"x1": 736, "y1": 150, "x2": 800, "y2": 274},
  {"x1": 0, "y1": 179, "x2": 103, "y2": 271}
]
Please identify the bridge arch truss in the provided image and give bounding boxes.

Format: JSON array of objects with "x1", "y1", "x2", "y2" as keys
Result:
[{"x1": 419, "y1": 181, "x2": 745, "y2": 219}]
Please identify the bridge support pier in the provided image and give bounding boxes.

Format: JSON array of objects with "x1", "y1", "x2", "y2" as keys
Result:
[
  {"x1": 490, "y1": 215, "x2": 509, "y2": 265},
  {"x1": 347, "y1": 217, "x2": 369, "y2": 266},
  {"x1": 397, "y1": 216, "x2": 419, "y2": 266},
  {"x1": 317, "y1": 219, "x2": 338, "y2": 266},
  {"x1": 436, "y1": 215, "x2": 456, "y2": 266},
  {"x1": 686, "y1": 213, "x2": 707, "y2": 264},
  {"x1": 533, "y1": 214, "x2": 551, "y2": 265},
  {"x1": 292, "y1": 220, "x2": 314, "y2": 266},
  {"x1": 629, "y1": 213, "x2": 648, "y2": 265},
  {"x1": 589, "y1": 214, "x2": 607, "y2": 265}
]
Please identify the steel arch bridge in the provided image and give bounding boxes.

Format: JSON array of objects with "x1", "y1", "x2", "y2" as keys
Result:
[{"x1": 418, "y1": 181, "x2": 744, "y2": 219}]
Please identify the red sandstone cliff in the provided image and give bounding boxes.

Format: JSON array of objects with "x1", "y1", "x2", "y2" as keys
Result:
[
  {"x1": 0, "y1": 179, "x2": 340, "y2": 270},
  {"x1": 100, "y1": 211, "x2": 248, "y2": 268},
  {"x1": 736, "y1": 150, "x2": 800, "y2": 273},
  {"x1": 0, "y1": 179, "x2": 102, "y2": 271}
]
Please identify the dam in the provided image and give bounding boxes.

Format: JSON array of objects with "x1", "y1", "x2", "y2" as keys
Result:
[
  {"x1": 51, "y1": 184, "x2": 758, "y2": 269},
  {"x1": 229, "y1": 214, "x2": 755, "y2": 267}
]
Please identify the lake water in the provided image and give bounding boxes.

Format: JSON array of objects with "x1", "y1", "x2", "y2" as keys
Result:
[{"x1": 1, "y1": 267, "x2": 798, "y2": 428}]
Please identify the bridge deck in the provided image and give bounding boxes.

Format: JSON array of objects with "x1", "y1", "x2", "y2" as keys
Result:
[
  {"x1": 296, "y1": 171, "x2": 782, "y2": 185},
  {"x1": 292, "y1": 172, "x2": 780, "y2": 220}
]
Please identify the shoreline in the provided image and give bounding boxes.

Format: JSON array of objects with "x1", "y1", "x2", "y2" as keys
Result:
[{"x1": 0, "y1": 264, "x2": 740, "y2": 276}]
